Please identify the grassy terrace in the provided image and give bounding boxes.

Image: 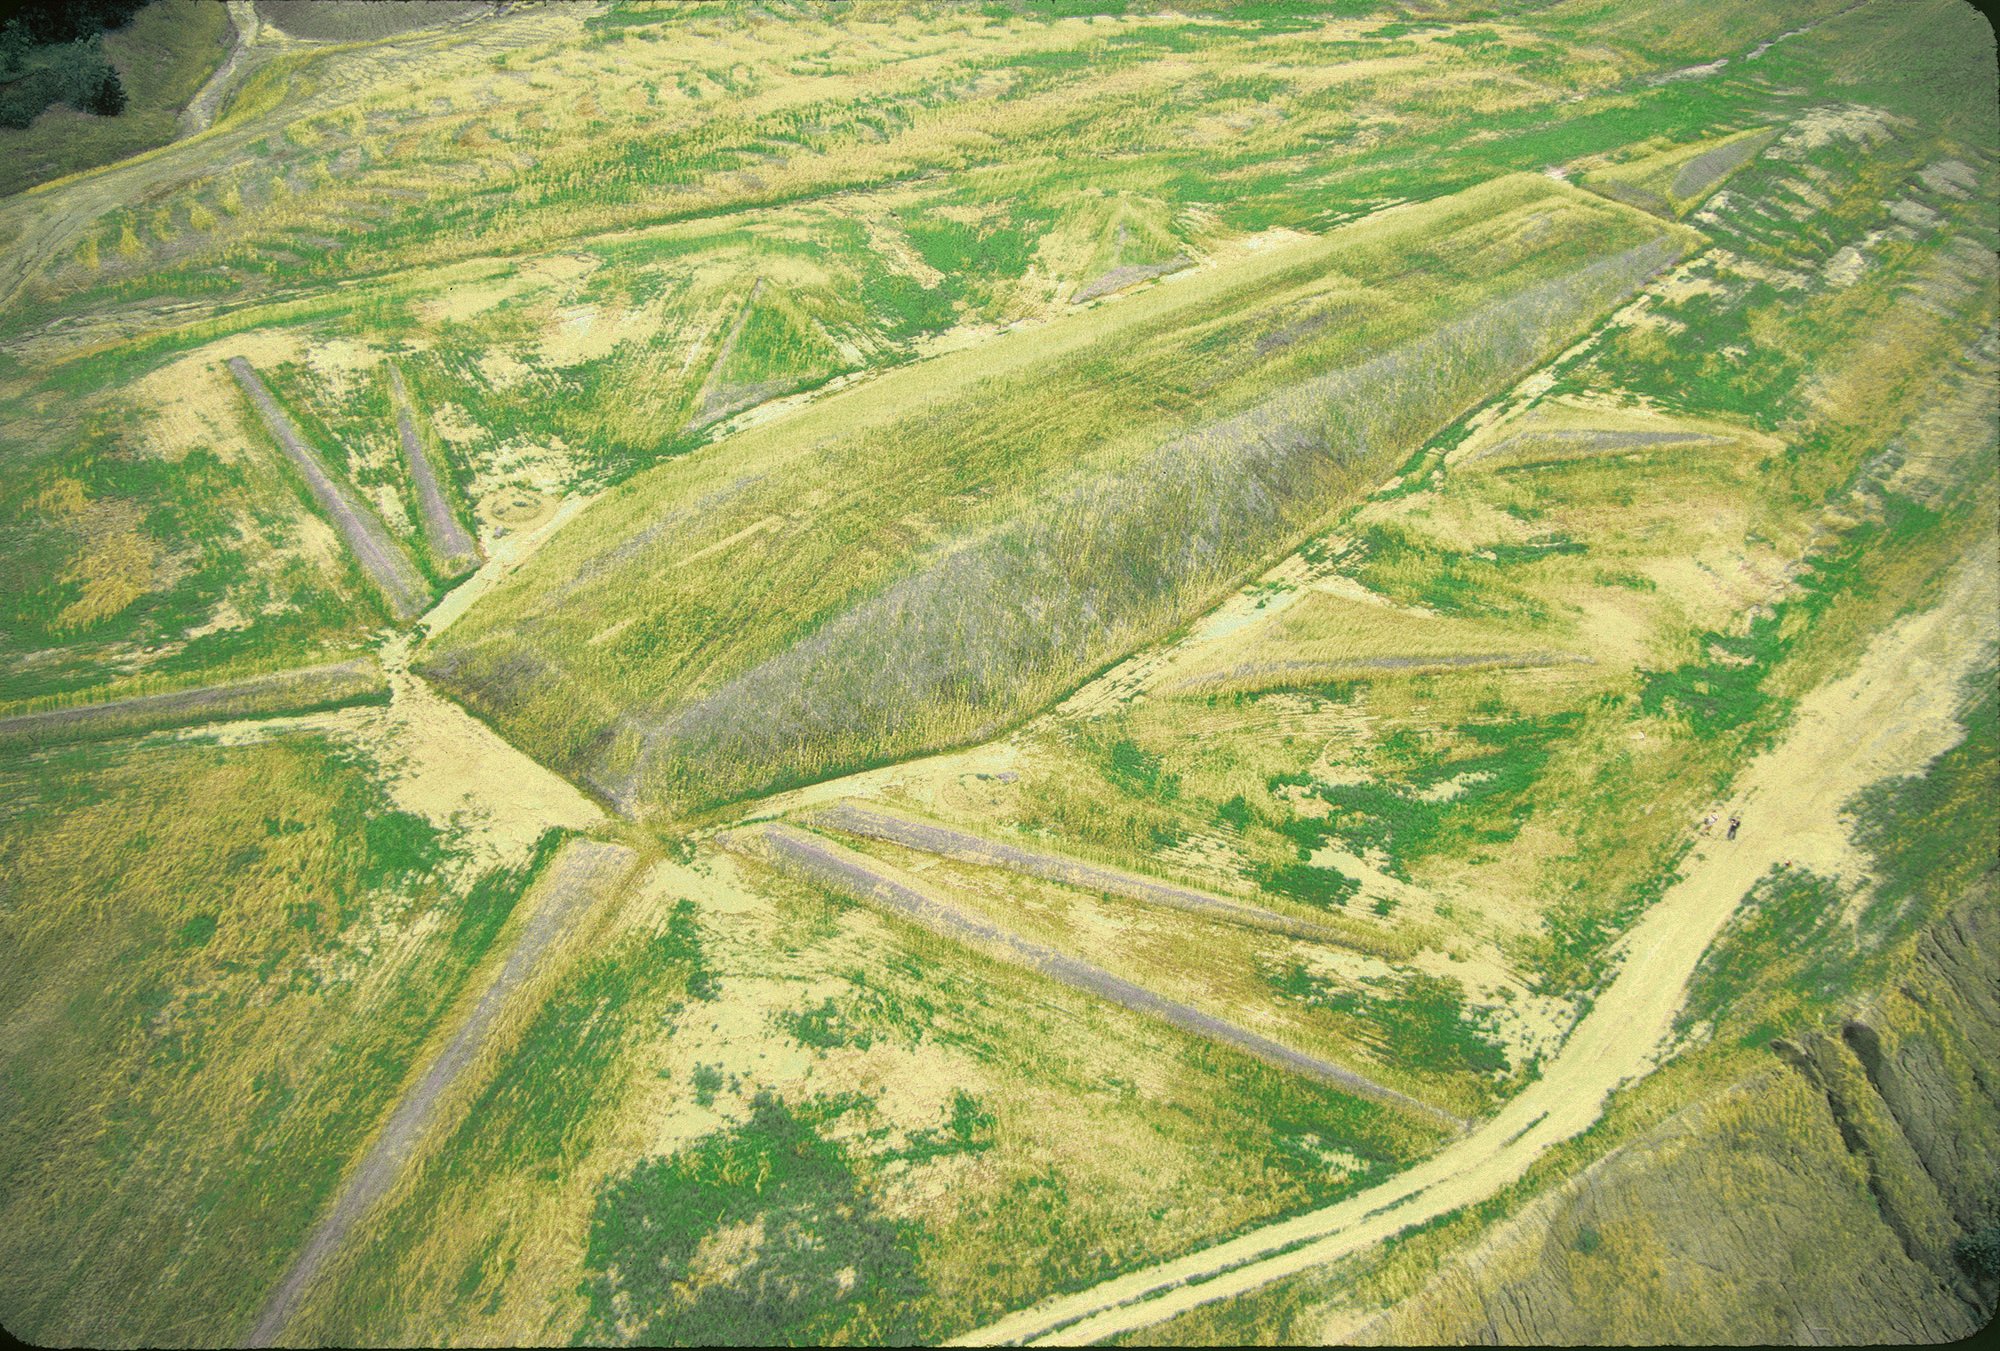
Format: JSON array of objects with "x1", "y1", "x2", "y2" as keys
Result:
[{"x1": 422, "y1": 175, "x2": 1690, "y2": 816}]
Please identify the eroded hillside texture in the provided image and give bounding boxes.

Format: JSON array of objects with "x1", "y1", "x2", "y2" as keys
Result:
[{"x1": 0, "y1": 1, "x2": 1994, "y2": 1346}]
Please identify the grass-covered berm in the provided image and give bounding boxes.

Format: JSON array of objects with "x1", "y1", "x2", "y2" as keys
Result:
[{"x1": 420, "y1": 176, "x2": 1690, "y2": 817}]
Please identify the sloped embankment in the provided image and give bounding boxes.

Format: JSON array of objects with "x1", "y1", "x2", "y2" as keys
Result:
[
  {"x1": 421, "y1": 177, "x2": 1690, "y2": 818},
  {"x1": 1351, "y1": 885, "x2": 1999, "y2": 1345}
]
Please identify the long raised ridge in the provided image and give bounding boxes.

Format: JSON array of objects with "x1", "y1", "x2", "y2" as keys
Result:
[
  {"x1": 387, "y1": 361, "x2": 480, "y2": 575},
  {"x1": 729, "y1": 820, "x2": 1462, "y2": 1131},
  {"x1": 809, "y1": 799, "x2": 1389, "y2": 951},
  {"x1": 245, "y1": 837, "x2": 637, "y2": 1346},
  {"x1": 228, "y1": 356, "x2": 431, "y2": 622}
]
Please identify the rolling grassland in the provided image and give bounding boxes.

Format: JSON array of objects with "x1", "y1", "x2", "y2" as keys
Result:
[{"x1": 0, "y1": 0, "x2": 1994, "y2": 1346}]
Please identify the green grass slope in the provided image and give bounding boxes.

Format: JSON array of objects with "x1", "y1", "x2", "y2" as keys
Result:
[{"x1": 0, "y1": 733, "x2": 559, "y2": 1345}]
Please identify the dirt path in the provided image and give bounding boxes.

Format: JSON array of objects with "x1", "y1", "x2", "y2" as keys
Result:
[
  {"x1": 228, "y1": 357, "x2": 432, "y2": 621},
  {"x1": 246, "y1": 836, "x2": 637, "y2": 1347},
  {"x1": 809, "y1": 801, "x2": 1377, "y2": 949},
  {"x1": 387, "y1": 362, "x2": 480, "y2": 574},
  {"x1": 0, "y1": 657, "x2": 384, "y2": 748},
  {"x1": 951, "y1": 539, "x2": 1999, "y2": 1346},
  {"x1": 729, "y1": 821, "x2": 1462, "y2": 1130},
  {"x1": 177, "y1": 0, "x2": 259, "y2": 138}
]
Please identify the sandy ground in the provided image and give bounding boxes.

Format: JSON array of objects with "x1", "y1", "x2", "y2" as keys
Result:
[
  {"x1": 188, "y1": 511, "x2": 606, "y2": 871},
  {"x1": 951, "y1": 533, "x2": 1999, "y2": 1347},
  {"x1": 248, "y1": 837, "x2": 638, "y2": 1347}
]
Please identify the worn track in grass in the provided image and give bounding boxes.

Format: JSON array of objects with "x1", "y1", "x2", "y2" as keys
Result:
[
  {"x1": 387, "y1": 362, "x2": 479, "y2": 575},
  {"x1": 246, "y1": 836, "x2": 637, "y2": 1347},
  {"x1": 228, "y1": 357, "x2": 431, "y2": 622},
  {"x1": 0, "y1": 657, "x2": 385, "y2": 748},
  {"x1": 808, "y1": 800, "x2": 1392, "y2": 952},
  {"x1": 727, "y1": 820, "x2": 1461, "y2": 1130}
]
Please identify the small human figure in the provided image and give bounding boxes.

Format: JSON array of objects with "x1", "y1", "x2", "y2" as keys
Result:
[
  {"x1": 1727, "y1": 815, "x2": 1741, "y2": 841},
  {"x1": 1701, "y1": 813, "x2": 1718, "y2": 835}
]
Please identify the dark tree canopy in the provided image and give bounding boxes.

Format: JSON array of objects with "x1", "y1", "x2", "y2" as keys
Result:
[{"x1": 0, "y1": 0, "x2": 137, "y2": 128}]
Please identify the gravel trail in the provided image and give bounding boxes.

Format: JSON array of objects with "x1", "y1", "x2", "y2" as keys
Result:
[
  {"x1": 810, "y1": 801, "x2": 1373, "y2": 949},
  {"x1": 387, "y1": 362, "x2": 480, "y2": 573},
  {"x1": 0, "y1": 658, "x2": 385, "y2": 748},
  {"x1": 731, "y1": 821, "x2": 1461, "y2": 1130},
  {"x1": 246, "y1": 837, "x2": 637, "y2": 1347},
  {"x1": 950, "y1": 540, "x2": 1999, "y2": 1347},
  {"x1": 228, "y1": 357, "x2": 431, "y2": 621}
]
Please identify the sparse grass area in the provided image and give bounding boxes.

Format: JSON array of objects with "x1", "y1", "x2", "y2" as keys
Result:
[
  {"x1": 283, "y1": 851, "x2": 1447, "y2": 1344},
  {"x1": 1, "y1": 0, "x2": 1995, "y2": 1343}
]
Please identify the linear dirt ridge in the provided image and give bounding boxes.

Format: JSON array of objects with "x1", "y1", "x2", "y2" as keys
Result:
[
  {"x1": 387, "y1": 362, "x2": 480, "y2": 572},
  {"x1": 730, "y1": 820, "x2": 1461, "y2": 1130},
  {"x1": 246, "y1": 836, "x2": 637, "y2": 1347},
  {"x1": 227, "y1": 357, "x2": 431, "y2": 621},
  {"x1": 808, "y1": 800, "x2": 1374, "y2": 949},
  {"x1": 0, "y1": 657, "x2": 385, "y2": 746},
  {"x1": 1168, "y1": 649, "x2": 1592, "y2": 692},
  {"x1": 950, "y1": 541, "x2": 1999, "y2": 1347}
]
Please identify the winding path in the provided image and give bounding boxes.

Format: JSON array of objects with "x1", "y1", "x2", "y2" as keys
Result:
[
  {"x1": 950, "y1": 540, "x2": 1998, "y2": 1345},
  {"x1": 177, "y1": 1, "x2": 260, "y2": 138}
]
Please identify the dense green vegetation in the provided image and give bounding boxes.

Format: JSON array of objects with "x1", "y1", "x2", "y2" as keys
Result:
[
  {"x1": 0, "y1": 0, "x2": 229, "y2": 196},
  {"x1": 579, "y1": 1093, "x2": 930, "y2": 1345}
]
